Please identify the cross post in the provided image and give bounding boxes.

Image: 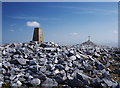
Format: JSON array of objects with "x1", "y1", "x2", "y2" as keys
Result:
[{"x1": 88, "y1": 36, "x2": 91, "y2": 41}]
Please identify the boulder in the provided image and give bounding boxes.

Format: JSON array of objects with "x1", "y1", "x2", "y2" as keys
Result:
[
  {"x1": 29, "y1": 65, "x2": 38, "y2": 73},
  {"x1": 77, "y1": 73, "x2": 92, "y2": 80},
  {"x1": 102, "y1": 78, "x2": 118, "y2": 87},
  {"x1": 16, "y1": 58, "x2": 27, "y2": 65},
  {"x1": 16, "y1": 80, "x2": 22, "y2": 87},
  {"x1": 66, "y1": 77, "x2": 83, "y2": 87},
  {"x1": 113, "y1": 69, "x2": 120, "y2": 75},
  {"x1": 69, "y1": 56, "x2": 76, "y2": 60},
  {"x1": 29, "y1": 60, "x2": 36, "y2": 65},
  {"x1": 31, "y1": 78, "x2": 41, "y2": 86},
  {"x1": 54, "y1": 76, "x2": 63, "y2": 84},
  {"x1": 41, "y1": 78, "x2": 58, "y2": 87}
]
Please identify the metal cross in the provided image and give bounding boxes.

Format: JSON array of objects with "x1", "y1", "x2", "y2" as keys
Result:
[{"x1": 88, "y1": 36, "x2": 91, "y2": 41}]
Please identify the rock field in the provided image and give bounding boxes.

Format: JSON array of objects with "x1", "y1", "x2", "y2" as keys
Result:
[{"x1": 0, "y1": 40, "x2": 120, "y2": 88}]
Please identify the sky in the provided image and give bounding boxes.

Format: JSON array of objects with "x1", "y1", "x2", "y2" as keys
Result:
[
  {"x1": 2, "y1": 2, "x2": 118, "y2": 46},
  {"x1": 1, "y1": 0, "x2": 120, "y2": 2}
]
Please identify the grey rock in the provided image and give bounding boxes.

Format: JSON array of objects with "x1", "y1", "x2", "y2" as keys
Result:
[
  {"x1": 19, "y1": 77, "x2": 26, "y2": 82},
  {"x1": 36, "y1": 71, "x2": 46, "y2": 80},
  {"x1": 0, "y1": 73, "x2": 4, "y2": 79},
  {"x1": 83, "y1": 79, "x2": 90, "y2": 85},
  {"x1": 56, "y1": 64, "x2": 64, "y2": 70},
  {"x1": 2, "y1": 62, "x2": 11, "y2": 69},
  {"x1": 54, "y1": 76, "x2": 63, "y2": 84},
  {"x1": 10, "y1": 75, "x2": 16, "y2": 81},
  {"x1": 94, "y1": 52, "x2": 100, "y2": 57},
  {"x1": 44, "y1": 71, "x2": 51, "y2": 76},
  {"x1": 29, "y1": 60, "x2": 36, "y2": 65},
  {"x1": 40, "y1": 66, "x2": 46, "y2": 72},
  {"x1": 102, "y1": 78, "x2": 118, "y2": 87},
  {"x1": 0, "y1": 81, "x2": 3, "y2": 87},
  {"x1": 16, "y1": 58, "x2": 27, "y2": 65},
  {"x1": 66, "y1": 77, "x2": 83, "y2": 87},
  {"x1": 2, "y1": 50, "x2": 6, "y2": 55},
  {"x1": 77, "y1": 73, "x2": 92, "y2": 80},
  {"x1": 29, "y1": 65, "x2": 38, "y2": 73},
  {"x1": 92, "y1": 78, "x2": 101, "y2": 87},
  {"x1": 101, "y1": 83, "x2": 107, "y2": 88},
  {"x1": 0, "y1": 68, "x2": 6, "y2": 74},
  {"x1": 58, "y1": 58, "x2": 64, "y2": 64},
  {"x1": 31, "y1": 78, "x2": 41, "y2": 86},
  {"x1": 41, "y1": 78, "x2": 58, "y2": 87},
  {"x1": 44, "y1": 47, "x2": 56, "y2": 52},
  {"x1": 0, "y1": 63, "x2": 2, "y2": 68},
  {"x1": 53, "y1": 58, "x2": 58, "y2": 64},
  {"x1": 16, "y1": 80, "x2": 22, "y2": 87},
  {"x1": 65, "y1": 65, "x2": 69, "y2": 71},
  {"x1": 105, "y1": 62, "x2": 110, "y2": 67},
  {"x1": 95, "y1": 63, "x2": 104, "y2": 70},
  {"x1": 113, "y1": 69, "x2": 120, "y2": 75},
  {"x1": 38, "y1": 58, "x2": 46, "y2": 65},
  {"x1": 69, "y1": 56, "x2": 76, "y2": 60},
  {"x1": 52, "y1": 69, "x2": 59, "y2": 75},
  {"x1": 92, "y1": 78, "x2": 101, "y2": 84},
  {"x1": 117, "y1": 82, "x2": 120, "y2": 88}
]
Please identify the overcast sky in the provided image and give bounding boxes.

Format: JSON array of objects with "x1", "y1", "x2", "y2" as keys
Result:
[{"x1": 2, "y1": 2, "x2": 118, "y2": 46}]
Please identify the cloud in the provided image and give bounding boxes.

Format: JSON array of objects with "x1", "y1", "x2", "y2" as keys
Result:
[
  {"x1": 70, "y1": 32, "x2": 79, "y2": 35},
  {"x1": 113, "y1": 30, "x2": 118, "y2": 34},
  {"x1": 11, "y1": 16, "x2": 61, "y2": 21},
  {"x1": 10, "y1": 30, "x2": 14, "y2": 32},
  {"x1": 49, "y1": 6, "x2": 117, "y2": 15},
  {"x1": 26, "y1": 21, "x2": 40, "y2": 27},
  {"x1": 12, "y1": 16, "x2": 40, "y2": 20},
  {"x1": 10, "y1": 24, "x2": 16, "y2": 27}
]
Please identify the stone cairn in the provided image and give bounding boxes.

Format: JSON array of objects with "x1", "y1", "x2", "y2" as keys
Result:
[{"x1": 0, "y1": 40, "x2": 120, "y2": 88}]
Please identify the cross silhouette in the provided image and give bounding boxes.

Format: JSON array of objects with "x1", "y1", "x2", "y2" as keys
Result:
[{"x1": 88, "y1": 36, "x2": 91, "y2": 41}]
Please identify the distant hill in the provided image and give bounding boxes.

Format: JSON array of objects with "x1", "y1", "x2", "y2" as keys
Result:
[{"x1": 70, "y1": 40, "x2": 110, "y2": 49}]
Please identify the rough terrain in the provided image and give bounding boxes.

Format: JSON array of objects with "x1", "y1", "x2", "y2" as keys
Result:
[{"x1": 0, "y1": 40, "x2": 120, "y2": 88}]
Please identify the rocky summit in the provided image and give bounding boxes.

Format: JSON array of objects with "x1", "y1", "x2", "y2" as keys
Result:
[{"x1": 0, "y1": 41, "x2": 120, "y2": 88}]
